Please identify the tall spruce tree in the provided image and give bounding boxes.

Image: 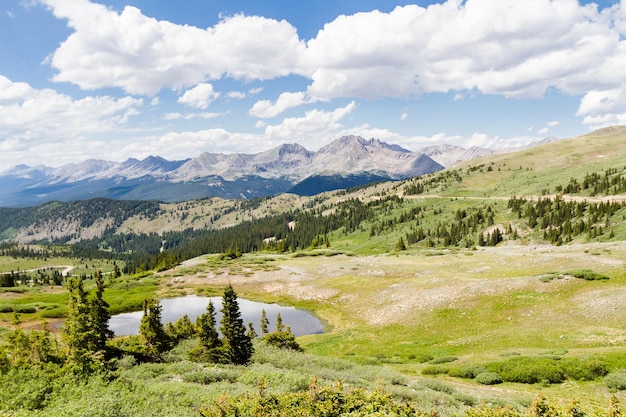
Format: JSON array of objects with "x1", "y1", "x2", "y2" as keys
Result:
[
  {"x1": 139, "y1": 298, "x2": 170, "y2": 358},
  {"x1": 62, "y1": 277, "x2": 94, "y2": 364},
  {"x1": 219, "y1": 284, "x2": 253, "y2": 365},
  {"x1": 259, "y1": 308, "x2": 269, "y2": 336},
  {"x1": 192, "y1": 300, "x2": 223, "y2": 362},
  {"x1": 90, "y1": 270, "x2": 112, "y2": 352}
]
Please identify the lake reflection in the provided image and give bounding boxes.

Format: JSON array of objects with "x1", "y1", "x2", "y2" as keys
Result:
[{"x1": 109, "y1": 295, "x2": 324, "y2": 336}]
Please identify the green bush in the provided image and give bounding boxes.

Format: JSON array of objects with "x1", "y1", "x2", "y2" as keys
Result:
[
  {"x1": 200, "y1": 383, "x2": 426, "y2": 417},
  {"x1": 429, "y1": 355, "x2": 458, "y2": 364},
  {"x1": 485, "y1": 357, "x2": 565, "y2": 384},
  {"x1": 408, "y1": 353, "x2": 433, "y2": 363},
  {"x1": 566, "y1": 269, "x2": 610, "y2": 281},
  {"x1": 421, "y1": 365, "x2": 450, "y2": 375},
  {"x1": 421, "y1": 379, "x2": 456, "y2": 394},
  {"x1": 562, "y1": 357, "x2": 609, "y2": 381},
  {"x1": 476, "y1": 372, "x2": 502, "y2": 385},
  {"x1": 182, "y1": 368, "x2": 240, "y2": 385},
  {"x1": 605, "y1": 370, "x2": 626, "y2": 391},
  {"x1": 448, "y1": 364, "x2": 488, "y2": 379},
  {"x1": 238, "y1": 364, "x2": 310, "y2": 392}
]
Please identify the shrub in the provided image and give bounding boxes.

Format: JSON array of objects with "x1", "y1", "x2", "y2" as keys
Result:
[
  {"x1": 566, "y1": 269, "x2": 610, "y2": 281},
  {"x1": 605, "y1": 371, "x2": 626, "y2": 391},
  {"x1": 485, "y1": 357, "x2": 565, "y2": 384},
  {"x1": 421, "y1": 379, "x2": 456, "y2": 394},
  {"x1": 408, "y1": 353, "x2": 433, "y2": 363},
  {"x1": 448, "y1": 364, "x2": 488, "y2": 379},
  {"x1": 476, "y1": 372, "x2": 503, "y2": 385},
  {"x1": 429, "y1": 355, "x2": 458, "y2": 364},
  {"x1": 182, "y1": 368, "x2": 240, "y2": 385},
  {"x1": 421, "y1": 365, "x2": 450, "y2": 375},
  {"x1": 562, "y1": 357, "x2": 609, "y2": 381},
  {"x1": 466, "y1": 404, "x2": 523, "y2": 417}
]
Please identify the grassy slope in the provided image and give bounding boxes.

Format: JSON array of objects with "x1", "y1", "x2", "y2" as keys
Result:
[
  {"x1": 4, "y1": 128, "x2": 626, "y2": 411},
  {"x1": 441, "y1": 126, "x2": 626, "y2": 197}
]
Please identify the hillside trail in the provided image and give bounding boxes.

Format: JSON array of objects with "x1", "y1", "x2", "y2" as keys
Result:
[
  {"x1": 0, "y1": 265, "x2": 74, "y2": 276},
  {"x1": 402, "y1": 193, "x2": 626, "y2": 203}
]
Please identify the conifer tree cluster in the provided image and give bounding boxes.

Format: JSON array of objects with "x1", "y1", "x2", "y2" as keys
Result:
[
  {"x1": 509, "y1": 196, "x2": 626, "y2": 244},
  {"x1": 187, "y1": 283, "x2": 254, "y2": 365}
]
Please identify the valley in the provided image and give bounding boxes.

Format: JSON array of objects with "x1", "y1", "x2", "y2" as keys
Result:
[{"x1": 1, "y1": 127, "x2": 626, "y2": 415}]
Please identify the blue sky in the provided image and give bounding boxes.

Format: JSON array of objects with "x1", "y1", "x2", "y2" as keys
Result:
[{"x1": 0, "y1": 0, "x2": 624, "y2": 170}]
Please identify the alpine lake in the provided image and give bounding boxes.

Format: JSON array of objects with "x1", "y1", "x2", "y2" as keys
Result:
[{"x1": 109, "y1": 295, "x2": 324, "y2": 336}]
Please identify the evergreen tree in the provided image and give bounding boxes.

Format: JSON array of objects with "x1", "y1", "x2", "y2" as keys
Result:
[
  {"x1": 395, "y1": 237, "x2": 406, "y2": 251},
  {"x1": 262, "y1": 314, "x2": 303, "y2": 352},
  {"x1": 247, "y1": 322, "x2": 258, "y2": 339},
  {"x1": 113, "y1": 264, "x2": 121, "y2": 280},
  {"x1": 275, "y1": 312, "x2": 285, "y2": 333},
  {"x1": 166, "y1": 314, "x2": 196, "y2": 343},
  {"x1": 196, "y1": 301, "x2": 221, "y2": 349},
  {"x1": 139, "y1": 298, "x2": 170, "y2": 358},
  {"x1": 90, "y1": 270, "x2": 112, "y2": 353},
  {"x1": 219, "y1": 284, "x2": 253, "y2": 365},
  {"x1": 62, "y1": 277, "x2": 94, "y2": 364},
  {"x1": 259, "y1": 309, "x2": 269, "y2": 336}
]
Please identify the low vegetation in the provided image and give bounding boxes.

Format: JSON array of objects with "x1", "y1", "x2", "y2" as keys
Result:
[{"x1": 2, "y1": 131, "x2": 626, "y2": 414}]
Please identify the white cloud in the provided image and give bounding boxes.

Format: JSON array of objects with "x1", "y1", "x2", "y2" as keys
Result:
[
  {"x1": 226, "y1": 91, "x2": 246, "y2": 99},
  {"x1": 264, "y1": 101, "x2": 356, "y2": 143},
  {"x1": 0, "y1": 76, "x2": 143, "y2": 168},
  {"x1": 42, "y1": 0, "x2": 306, "y2": 95},
  {"x1": 0, "y1": 76, "x2": 141, "y2": 141},
  {"x1": 164, "y1": 112, "x2": 221, "y2": 120},
  {"x1": 400, "y1": 112, "x2": 408, "y2": 121},
  {"x1": 249, "y1": 91, "x2": 309, "y2": 118},
  {"x1": 177, "y1": 83, "x2": 220, "y2": 109},
  {"x1": 39, "y1": 0, "x2": 626, "y2": 130},
  {"x1": 303, "y1": 1, "x2": 621, "y2": 100},
  {"x1": 547, "y1": 120, "x2": 560, "y2": 127}
]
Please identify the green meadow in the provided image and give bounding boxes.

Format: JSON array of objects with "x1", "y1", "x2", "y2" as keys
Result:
[{"x1": 3, "y1": 129, "x2": 626, "y2": 414}]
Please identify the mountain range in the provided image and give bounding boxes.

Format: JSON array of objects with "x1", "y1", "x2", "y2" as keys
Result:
[{"x1": 0, "y1": 135, "x2": 513, "y2": 207}]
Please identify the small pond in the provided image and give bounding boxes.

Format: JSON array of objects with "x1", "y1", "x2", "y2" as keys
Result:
[{"x1": 109, "y1": 295, "x2": 324, "y2": 336}]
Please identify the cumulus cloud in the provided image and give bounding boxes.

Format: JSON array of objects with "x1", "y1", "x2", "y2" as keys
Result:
[
  {"x1": 164, "y1": 112, "x2": 221, "y2": 120},
  {"x1": 41, "y1": 0, "x2": 306, "y2": 95},
  {"x1": 0, "y1": 75, "x2": 142, "y2": 168},
  {"x1": 249, "y1": 91, "x2": 310, "y2": 118},
  {"x1": 264, "y1": 101, "x2": 356, "y2": 142},
  {"x1": 226, "y1": 91, "x2": 246, "y2": 99},
  {"x1": 0, "y1": 75, "x2": 141, "y2": 141},
  {"x1": 177, "y1": 83, "x2": 220, "y2": 109},
  {"x1": 304, "y1": 1, "x2": 622, "y2": 101},
  {"x1": 39, "y1": 0, "x2": 626, "y2": 130}
]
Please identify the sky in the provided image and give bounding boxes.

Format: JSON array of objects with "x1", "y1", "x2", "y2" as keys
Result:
[{"x1": 1, "y1": 0, "x2": 625, "y2": 171}]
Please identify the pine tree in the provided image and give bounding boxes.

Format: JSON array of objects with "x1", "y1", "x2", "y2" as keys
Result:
[
  {"x1": 90, "y1": 270, "x2": 112, "y2": 353},
  {"x1": 62, "y1": 277, "x2": 94, "y2": 364},
  {"x1": 166, "y1": 314, "x2": 196, "y2": 343},
  {"x1": 139, "y1": 298, "x2": 170, "y2": 358},
  {"x1": 197, "y1": 301, "x2": 221, "y2": 349},
  {"x1": 275, "y1": 312, "x2": 285, "y2": 333},
  {"x1": 260, "y1": 309, "x2": 269, "y2": 336},
  {"x1": 262, "y1": 314, "x2": 303, "y2": 352},
  {"x1": 191, "y1": 300, "x2": 223, "y2": 363},
  {"x1": 219, "y1": 284, "x2": 253, "y2": 365},
  {"x1": 247, "y1": 322, "x2": 258, "y2": 339}
]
